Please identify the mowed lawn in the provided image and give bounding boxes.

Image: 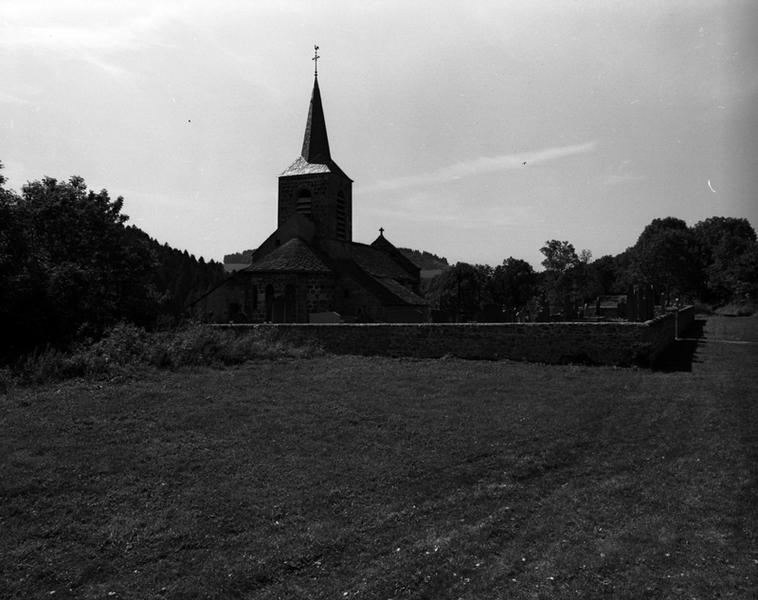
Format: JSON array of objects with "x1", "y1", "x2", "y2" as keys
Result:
[{"x1": 2, "y1": 316, "x2": 757, "y2": 599}]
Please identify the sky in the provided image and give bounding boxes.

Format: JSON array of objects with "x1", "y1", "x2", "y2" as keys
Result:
[{"x1": 2, "y1": 0, "x2": 757, "y2": 268}]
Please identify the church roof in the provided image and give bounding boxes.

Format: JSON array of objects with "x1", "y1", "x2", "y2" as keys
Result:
[
  {"x1": 246, "y1": 237, "x2": 331, "y2": 273},
  {"x1": 372, "y1": 277, "x2": 427, "y2": 306},
  {"x1": 320, "y1": 240, "x2": 416, "y2": 282},
  {"x1": 280, "y1": 156, "x2": 332, "y2": 176},
  {"x1": 244, "y1": 235, "x2": 423, "y2": 306},
  {"x1": 280, "y1": 76, "x2": 351, "y2": 181},
  {"x1": 370, "y1": 231, "x2": 421, "y2": 277}
]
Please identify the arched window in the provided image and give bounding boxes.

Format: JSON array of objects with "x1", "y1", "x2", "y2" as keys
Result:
[
  {"x1": 296, "y1": 188, "x2": 312, "y2": 215},
  {"x1": 336, "y1": 191, "x2": 346, "y2": 240},
  {"x1": 247, "y1": 284, "x2": 258, "y2": 314}
]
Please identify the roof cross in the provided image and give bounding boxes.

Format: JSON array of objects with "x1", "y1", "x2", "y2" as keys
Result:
[
  {"x1": 379, "y1": 227, "x2": 384, "y2": 236},
  {"x1": 312, "y1": 44, "x2": 320, "y2": 76}
]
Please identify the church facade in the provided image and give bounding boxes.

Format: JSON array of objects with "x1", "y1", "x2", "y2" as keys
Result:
[{"x1": 200, "y1": 71, "x2": 429, "y2": 323}]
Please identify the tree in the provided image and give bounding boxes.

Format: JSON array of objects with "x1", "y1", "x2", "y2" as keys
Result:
[
  {"x1": 539, "y1": 240, "x2": 583, "y2": 311},
  {"x1": 584, "y1": 254, "x2": 620, "y2": 296},
  {"x1": 692, "y1": 217, "x2": 756, "y2": 255},
  {"x1": 0, "y1": 174, "x2": 161, "y2": 356},
  {"x1": 0, "y1": 164, "x2": 228, "y2": 359},
  {"x1": 424, "y1": 262, "x2": 492, "y2": 321},
  {"x1": 628, "y1": 217, "x2": 704, "y2": 302},
  {"x1": 692, "y1": 217, "x2": 758, "y2": 303},
  {"x1": 540, "y1": 240, "x2": 580, "y2": 273},
  {"x1": 489, "y1": 257, "x2": 536, "y2": 311}
]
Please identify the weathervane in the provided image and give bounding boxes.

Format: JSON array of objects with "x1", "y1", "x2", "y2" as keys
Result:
[{"x1": 313, "y1": 44, "x2": 320, "y2": 76}]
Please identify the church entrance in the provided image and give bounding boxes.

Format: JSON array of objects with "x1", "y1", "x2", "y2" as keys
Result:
[{"x1": 270, "y1": 284, "x2": 297, "y2": 323}]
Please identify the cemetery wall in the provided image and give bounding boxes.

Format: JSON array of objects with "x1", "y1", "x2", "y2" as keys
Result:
[{"x1": 218, "y1": 307, "x2": 694, "y2": 367}]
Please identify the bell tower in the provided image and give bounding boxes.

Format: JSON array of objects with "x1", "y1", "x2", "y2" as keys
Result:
[{"x1": 278, "y1": 46, "x2": 353, "y2": 241}]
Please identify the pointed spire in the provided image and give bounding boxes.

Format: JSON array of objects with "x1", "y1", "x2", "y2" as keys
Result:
[
  {"x1": 281, "y1": 47, "x2": 350, "y2": 181},
  {"x1": 301, "y1": 76, "x2": 331, "y2": 163}
]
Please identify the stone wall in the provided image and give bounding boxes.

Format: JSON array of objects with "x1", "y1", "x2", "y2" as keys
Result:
[
  {"x1": 278, "y1": 172, "x2": 352, "y2": 241},
  {"x1": 644, "y1": 313, "x2": 677, "y2": 363},
  {"x1": 217, "y1": 307, "x2": 694, "y2": 367},
  {"x1": 675, "y1": 305, "x2": 695, "y2": 337}
]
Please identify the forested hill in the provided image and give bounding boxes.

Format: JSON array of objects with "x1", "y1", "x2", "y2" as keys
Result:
[
  {"x1": 397, "y1": 248, "x2": 450, "y2": 270},
  {"x1": 224, "y1": 249, "x2": 254, "y2": 264},
  {"x1": 127, "y1": 227, "x2": 226, "y2": 315},
  {"x1": 0, "y1": 166, "x2": 224, "y2": 359}
]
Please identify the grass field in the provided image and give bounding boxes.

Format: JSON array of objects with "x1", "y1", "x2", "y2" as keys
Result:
[{"x1": 2, "y1": 315, "x2": 757, "y2": 599}]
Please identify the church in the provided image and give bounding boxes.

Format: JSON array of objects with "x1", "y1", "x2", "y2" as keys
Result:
[{"x1": 201, "y1": 56, "x2": 429, "y2": 323}]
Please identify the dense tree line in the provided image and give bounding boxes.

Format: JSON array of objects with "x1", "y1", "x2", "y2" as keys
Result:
[
  {"x1": 0, "y1": 164, "x2": 224, "y2": 359},
  {"x1": 2, "y1": 161, "x2": 754, "y2": 349},
  {"x1": 423, "y1": 216, "x2": 758, "y2": 321}
]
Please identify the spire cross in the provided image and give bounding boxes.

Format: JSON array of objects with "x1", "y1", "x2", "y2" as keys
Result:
[
  {"x1": 379, "y1": 227, "x2": 384, "y2": 236},
  {"x1": 312, "y1": 45, "x2": 320, "y2": 76}
]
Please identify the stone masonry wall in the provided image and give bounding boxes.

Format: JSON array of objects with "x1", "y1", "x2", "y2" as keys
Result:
[
  {"x1": 278, "y1": 172, "x2": 352, "y2": 241},
  {"x1": 676, "y1": 305, "x2": 695, "y2": 337},
  {"x1": 217, "y1": 308, "x2": 693, "y2": 366}
]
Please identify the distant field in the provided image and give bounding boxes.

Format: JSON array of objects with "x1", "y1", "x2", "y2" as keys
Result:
[{"x1": 2, "y1": 316, "x2": 757, "y2": 599}]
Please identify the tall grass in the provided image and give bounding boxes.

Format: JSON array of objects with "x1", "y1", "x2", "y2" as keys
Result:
[{"x1": 9, "y1": 323, "x2": 322, "y2": 385}]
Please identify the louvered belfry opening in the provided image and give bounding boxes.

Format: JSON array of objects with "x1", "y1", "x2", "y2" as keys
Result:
[
  {"x1": 296, "y1": 188, "x2": 312, "y2": 216},
  {"x1": 336, "y1": 192, "x2": 346, "y2": 240}
]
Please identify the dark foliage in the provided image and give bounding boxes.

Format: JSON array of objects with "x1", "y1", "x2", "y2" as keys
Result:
[
  {"x1": 223, "y1": 249, "x2": 254, "y2": 264},
  {"x1": 140, "y1": 232, "x2": 225, "y2": 317},
  {"x1": 540, "y1": 239, "x2": 579, "y2": 273},
  {"x1": 0, "y1": 166, "x2": 224, "y2": 360},
  {"x1": 423, "y1": 262, "x2": 492, "y2": 321},
  {"x1": 626, "y1": 218, "x2": 705, "y2": 302},
  {"x1": 692, "y1": 217, "x2": 758, "y2": 303},
  {"x1": 538, "y1": 240, "x2": 609, "y2": 312},
  {"x1": 419, "y1": 217, "x2": 757, "y2": 320},
  {"x1": 488, "y1": 257, "x2": 536, "y2": 312}
]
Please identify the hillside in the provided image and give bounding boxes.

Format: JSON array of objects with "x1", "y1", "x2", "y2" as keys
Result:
[{"x1": 223, "y1": 249, "x2": 254, "y2": 264}]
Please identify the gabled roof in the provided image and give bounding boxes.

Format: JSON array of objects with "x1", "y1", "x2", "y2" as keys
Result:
[
  {"x1": 246, "y1": 238, "x2": 331, "y2": 273},
  {"x1": 372, "y1": 276, "x2": 427, "y2": 306},
  {"x1": 370, "y1": 232, "x2": 421, "y2": 277},
  {"x1": 319, "y1": 240, "x2": 416, "y2": 282},
  {"x1": 280, "y1": 76, "x2": 351, "y2": 181}
]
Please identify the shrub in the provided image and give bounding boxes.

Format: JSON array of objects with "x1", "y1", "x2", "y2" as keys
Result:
[
  {"x1": 0, "y1": 366, "x2": 13, "y2": 395},
  {"x1": 11, "y1": 323, "x2": 323, "y2": 384}
]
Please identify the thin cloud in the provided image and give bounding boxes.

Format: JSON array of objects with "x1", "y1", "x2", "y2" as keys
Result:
[
  {"x1": 0, "y1": 91, "x2": 30, "y2": 105},
  {"x1": 0, "y1": 5, "x2": 181, "y2": 52},
  {"x1": 80, "y1": 53, "x2": 136, "y2": 84},
  {"x1": 603, "y1": 173, "x2": 645, "y2": 186},
  {"x1": 365, "y1": 141, "x2": 597, "y2": 192},
  {"x1": 366, "y1": 189, "x2": 539, "y2": 229}
]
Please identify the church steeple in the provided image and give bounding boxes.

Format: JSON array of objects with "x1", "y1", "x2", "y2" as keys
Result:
[
  {"x1": 277, "y1": 47, "x2": 353, "y2": 242},
  {"x1": 301, "y1": 76, "x2": 331, "y2": 164}
]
